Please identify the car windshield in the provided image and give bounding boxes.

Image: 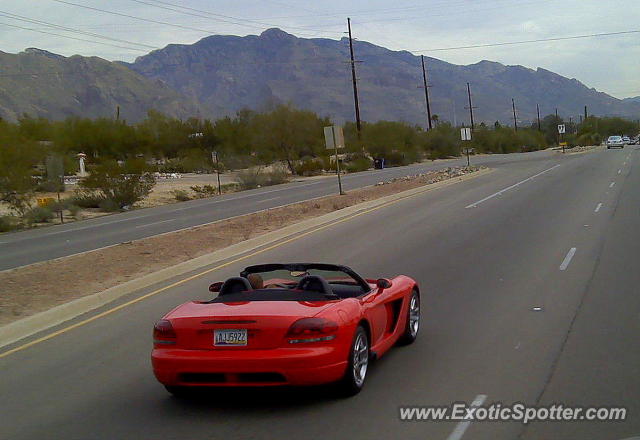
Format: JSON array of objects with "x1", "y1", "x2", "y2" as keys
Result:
[
  {"x1": 609, "y1": 136, "x2": 622, "y2": 140},
  {"x1": 246, "y1": 268, "x2": 362, "y2": 287}
]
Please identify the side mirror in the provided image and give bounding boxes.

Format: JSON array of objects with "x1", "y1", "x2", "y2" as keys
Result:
[
  {"x1": 209, "y1": 282, "x2": 223, "y2": 293},
  {"x1": 376, "y1": 278, "x2": 392, "y2": 289}
]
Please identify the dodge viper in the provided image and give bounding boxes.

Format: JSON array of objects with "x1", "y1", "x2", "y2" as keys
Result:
[{"x1": 152, "y1": 263, "x2": 420, "y2": 396}]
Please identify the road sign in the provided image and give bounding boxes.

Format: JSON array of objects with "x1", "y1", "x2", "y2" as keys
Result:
[
  {"x1": 324, "y1": 126, "x2": 345, "y2": 150},
  {"x1": 558, "y1": 124, "x2": 566, "y2": 134},
  {"x1": 461, "y1": 127, "x2": 472, "y2": 141}
]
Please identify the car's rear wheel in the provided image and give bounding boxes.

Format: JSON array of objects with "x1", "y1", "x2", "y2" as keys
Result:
[
  {"x1": 398, "y1": 289, "x2": 420, "y2": 345},
  {"x1": 338, "y1": 325, "x2": 369, "y2": 396}
]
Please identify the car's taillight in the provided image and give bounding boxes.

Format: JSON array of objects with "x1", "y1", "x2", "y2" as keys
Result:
[
  {"x1": 153, "y1": 319, "x2": 177, "y2": 345},
  {"x1": 286, "y1": 318, "x2": 338, "y2": 344}
]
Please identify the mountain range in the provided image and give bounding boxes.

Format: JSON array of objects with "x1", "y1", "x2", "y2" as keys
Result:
[{"x1": 1, "y1": 28, "x2": 638, "y2": 126}]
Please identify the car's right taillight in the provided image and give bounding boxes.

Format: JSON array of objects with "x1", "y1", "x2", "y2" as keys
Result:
[
  {"x1": 286, "y1": 318, "x2": 339, "y2": 344},
  {"x1": 153, "y1": 319, "x2": 177, "y2": 345}
]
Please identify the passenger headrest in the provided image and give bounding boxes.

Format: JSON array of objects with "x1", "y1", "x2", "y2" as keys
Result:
[{"x1": 219, "y1": 277, "x2": 253, "y2": 296}]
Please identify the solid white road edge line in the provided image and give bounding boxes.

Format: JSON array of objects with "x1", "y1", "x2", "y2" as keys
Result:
[
  {"x1": 465, "y1": 165, "x2": 560, "y2": 209},
  {"x1": 559, "y1": 247, "x2": 577, "y2": 271},
  {"x1": 447, "y1": 394, "x2": 488, "y2": 440},
  {"x1": 595, "y1": 203, "x2": 603, "y2": 213}
]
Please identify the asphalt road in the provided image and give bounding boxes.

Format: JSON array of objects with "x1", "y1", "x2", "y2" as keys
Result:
[
  {"x1": 0, "y1": 150, "x2": 555, "y2": 271},
  {"x1": 1, "y1": 146, "x2": 638, "y2": 440}
]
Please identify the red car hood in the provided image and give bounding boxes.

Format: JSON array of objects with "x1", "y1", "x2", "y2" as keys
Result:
[{"x1": 166, "y1": 300, "x2": 338, "y2": 350}]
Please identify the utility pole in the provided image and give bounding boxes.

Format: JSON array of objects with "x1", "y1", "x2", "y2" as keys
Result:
[
  {"x1": 347, "y1": 18, "x2": 362, "y2": 139},
  {"x1": 420, "y1": 55, "x2": 433, "y2": 130},
  {"x1": 116, "y1": 105, "x2": 120, "y2": 121},
  {"x1": 465, "y1": 82, "x2": 476, "y2": 130},
  {"x1": 512, "y1": 98, "x2": 518, "y2": 131},
  {"x1": 536, "y1": 104, "x2": 541, "y2": 131},
  {"x1": 584, "y1": 105, "x2": 588, "y2": 120}
]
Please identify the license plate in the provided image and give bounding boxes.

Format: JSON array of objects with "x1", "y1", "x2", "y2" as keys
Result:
[{"x1": 214, "y1": 329, "x2": 247, "y2": 346}]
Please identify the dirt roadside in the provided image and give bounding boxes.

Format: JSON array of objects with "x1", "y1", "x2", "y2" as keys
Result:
[{"x1": 0, "y1": 166, "x2": 483, "y2": 326}]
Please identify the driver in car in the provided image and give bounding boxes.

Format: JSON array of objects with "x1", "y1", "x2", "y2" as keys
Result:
[{"x1": 247, "y1": 273, "x2": 264, "y2": 290}]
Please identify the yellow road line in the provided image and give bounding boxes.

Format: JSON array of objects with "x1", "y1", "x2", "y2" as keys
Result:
[{"x1": 0, "y1": 174, "x2": 482, "y2": 359}]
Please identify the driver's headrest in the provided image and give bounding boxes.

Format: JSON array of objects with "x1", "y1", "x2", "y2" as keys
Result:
[
  {"x1": 219, "y1": 277, "x2": 252, "y2": 296},
  {"x1": 295, "y1": 275, "x2": 333, "y2": 295}
]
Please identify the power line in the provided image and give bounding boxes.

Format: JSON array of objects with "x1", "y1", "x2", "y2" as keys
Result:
[
  {"x1": 130, "y1": 0, "x2": 344, "y2": 35},
  {"x1": 0, "y1": 10, "x2": 157, "y2": 49},
  {"x1": 298, "y1": 0, "x2": 553, "y2": 29},
  {"x1": 49, "y1": 0, "x2": 230, "y2": 36},
  {"x1": 0, "y1": 21, "x2": 149, "y2": 52},
  {"x1": 411, "y1": 29, "x2": 640, "y2": 53}
]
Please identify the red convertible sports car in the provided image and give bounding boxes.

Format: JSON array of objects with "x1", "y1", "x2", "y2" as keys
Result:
[{"x1": 152, "y1": 263, "x2": 420, "y2": 396}]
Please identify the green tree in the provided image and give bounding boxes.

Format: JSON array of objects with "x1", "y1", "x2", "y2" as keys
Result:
[
  {"x1": 0, "y1": 121, "x2": 44, "y2": 215},
  {"x1": 79, "y1": 159, "x2": 155, "y2": 210},
  {"x1": 251, "y1": 104, "x2": 329, "y2": 174}
]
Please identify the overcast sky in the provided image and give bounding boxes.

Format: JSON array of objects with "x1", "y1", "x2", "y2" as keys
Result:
[{"x1": 0, "y1": 0, "x2": 638, "y2": 98}]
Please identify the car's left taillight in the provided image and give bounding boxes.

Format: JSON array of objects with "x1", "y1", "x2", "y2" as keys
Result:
[
  {"x1": 286, "y1": 318, "x2": 339, "y2": 344},
  {"x1": 153, "y1": 319, "x2": 177, "y2": 346}
]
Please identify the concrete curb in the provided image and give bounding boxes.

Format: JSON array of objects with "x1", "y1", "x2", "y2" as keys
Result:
[{"x1": 0, "y1": 168, "x2": 492, "y2": 349}]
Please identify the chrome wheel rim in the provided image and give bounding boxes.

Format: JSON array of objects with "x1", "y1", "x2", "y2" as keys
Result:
[
  {"x1": 352, "y1": 332, "x2": 368, "y2": 387},
  {"x1": 409, "y1": 293, "x2": 420, "y2": 337}
]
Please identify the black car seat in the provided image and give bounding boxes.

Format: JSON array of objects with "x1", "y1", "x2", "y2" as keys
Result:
[
  {"x1": 295, "y1": 275, "x2": 333, "y2": 296},
  {"x1": 219, "y1": 277, "x2": 253, "y2": 296}
]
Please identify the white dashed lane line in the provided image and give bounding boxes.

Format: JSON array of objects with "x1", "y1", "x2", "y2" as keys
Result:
[
  {"x1": 447, "y1": 394, "x2": 488, "y2": 440},
  {"x1": 559, "y1": 247, "x2": 577, "y2": 271}
]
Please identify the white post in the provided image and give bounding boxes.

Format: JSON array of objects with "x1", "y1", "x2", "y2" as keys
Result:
[{"x1": 77, "y1": 153, "x2": 87, "y2": 177}]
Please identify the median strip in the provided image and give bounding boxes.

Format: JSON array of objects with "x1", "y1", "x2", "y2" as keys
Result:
[{"x1": 0, "y1": 166, "x2": 489, "y2": 349}]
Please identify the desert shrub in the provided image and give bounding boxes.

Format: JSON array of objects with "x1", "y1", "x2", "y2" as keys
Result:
[
  {"x1": 345, "y1": 157, "x2": 372, "y2": 173},
  {"x1": 98, "y1": 198, "x2": 121, "y2": 212},
  {"x1": 71, "y1": 191, "x2": 105, "y2": 208},
  {"x1": 0, "y1": 216, "x2": 18, "y2": 232},
  {"x1": 320, "y1": 156, "x2": 338, "y2": 172},
  {"x1": 220, "y1": 183, "x2": 240, "y2": 193},
  {"x1": 24, "y1": 206, "x2": 54, "y2": 224},
  {"x1": 237, "y1": 168, "x2": 289, "y2": 190},
  {"x1": 577, "y1": 132, "x2": 600, "y2": 146},
  {"x1": 294, "y1": 160, "x2": 323, "y2": 176},
  {"x1": 221, "y1": 155, "x2": 255, "y2": 171},
  {"x1": 263, "y1": 169, "x2": 289, "y2": 186},
  {"x1": 172, "y1": 189, "x2": 191, "y2": 201},
  {"x1": 237, "y1": 170, "x2": 263, "y2": 190},
  {"x1": 190, "y1": 185, "x2": 218, "y2": 197},
  {"x1": 67, "y1": 204, "x2": 82, "y2": 219},
  {"x1": 46, "y1": 198, "x2": 73, "y2": 213},
  {"x1": 80, "y1": 159, "x2": 156, "y2": 210}
]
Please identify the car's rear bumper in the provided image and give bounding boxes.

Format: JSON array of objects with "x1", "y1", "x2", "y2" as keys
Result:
[{"x1": 152, "y1": 345, "x2": 348, "y2": 387}]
